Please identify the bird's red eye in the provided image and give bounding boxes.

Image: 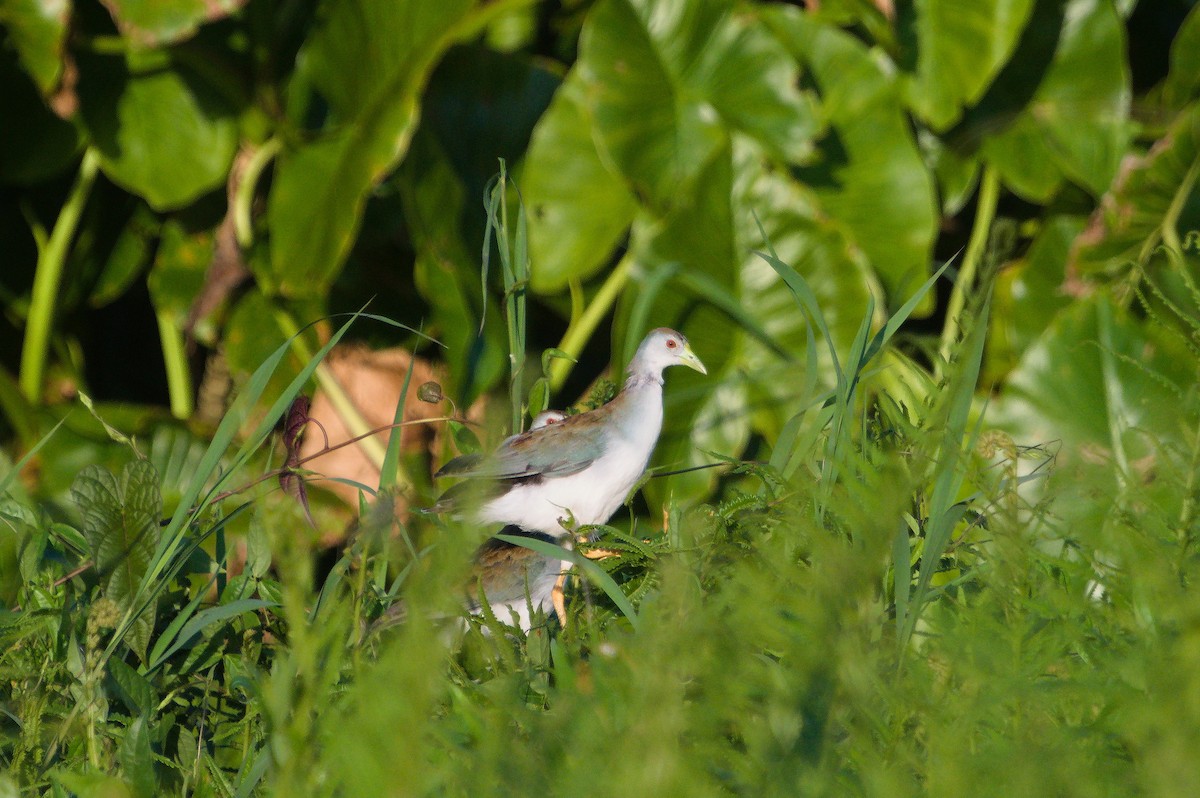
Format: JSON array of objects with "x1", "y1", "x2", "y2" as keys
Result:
[{"x1": 666, "y1": 339, "x2": 678, "y2": 349}]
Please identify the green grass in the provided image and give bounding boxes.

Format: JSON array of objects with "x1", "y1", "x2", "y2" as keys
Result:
[{"x1": 2, "y1": 237, "x2": 1199, "y2": 797}]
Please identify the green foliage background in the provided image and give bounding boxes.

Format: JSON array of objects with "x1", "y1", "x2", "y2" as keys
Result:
[{"x1": 2, "y1": 0, "x2": 1200, "y2": 795}]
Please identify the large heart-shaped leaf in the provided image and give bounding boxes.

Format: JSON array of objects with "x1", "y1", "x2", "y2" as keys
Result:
[
  {"x1": 1071, "y1": 103, "x2": 1200, "y2": 277},
  {"x1": 733, "y1": 140, "x2": 874, "y2": 438},
  {"x1": 522, "y1": 73, "x2": 638, "y2": 293},
  {"x1": 1160, "y1": 4, "x2": 1200, "y2": 114},
  {"x1": 768, "y1": 9, "x2": 937, "y2": 304},
  {"x1": 576, "y1": 0, "x2": 816, "y2": 213},
  {"x1": 982, "y1": 0, "x2": 1131, "y2": 201},
  {"x1": 71, "y1": 460, "x2": 163, "y2": 661},
  {"x1": 78, "y1": 53, "x2": 237, "y2": 211},
  {"x1": 265, "y1": 0, "x2": 487, "y2": 297},
  {"x1": 0, "y1": 0, "x2": 71, "y2": 96},
  {"x1": 904, "y1": 0, "x2": 1036, "y2": 131}
]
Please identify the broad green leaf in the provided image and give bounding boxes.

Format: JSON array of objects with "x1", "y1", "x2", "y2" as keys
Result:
[
  {"x1": 982, "y1": 0, "x2": 1131, "y2": 200},
  {"x1": 117, "y1": 715, "x2": 157, "y2": 798},
  {"x1": 266, "y1": 0, "x2": 485, "y2": 297},
  {"x1": 146, "y1": 219, "x2": 213, "y2": 316},
  {"x1": 767, "y1": 9, "x2": 937, "y2": 304},
  {"x1": 1160, "y1": 3, "x2": 1200, "y2": 114},
  {"x1": 1071, "y1": 103, "x2": 1200, "y2": 279},
  {"x1": 905, "y1": 0, "x2": 1036, "y2": 130},
  {"x1": 89, "y1": 204, "x2": 158, "y2": 308},
  {"x1": 523, "y1": 73, "x2": 638, "y2": 292},
  {"x1": 992, "y1": 294, "x2": 1196, "y2": 468},
  {"x1": 54, "y1": 771, "x2": 136, "y2": 798},
  {"x1": 99, "y1": 0, "x2": 244, "y2": 46},
  {"x1": 77, "y1": 53, "x2": 237, "y2": 210},
  {"x1": 576, "y1": 0, "x2": 817, "y2": 212},
  {"x1": 732, "y1": 139, "x2": 873, "y2": 438},
  {"x1": 71, "y1": 460, "x2": 162, "y2": 662},
  {"x1": 106, "y1": 656, "x2": 157, "y2": 716},
  {"x1": 0, "y1": 0, "x2": 70, "y2": 95}
]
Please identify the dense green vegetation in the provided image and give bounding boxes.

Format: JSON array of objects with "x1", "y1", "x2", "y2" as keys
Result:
[{"x1": 2, "y1": 0, "x2": 1199, "y2": 794}]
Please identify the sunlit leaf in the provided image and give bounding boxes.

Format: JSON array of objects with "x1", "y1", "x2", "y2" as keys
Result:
[
  {"x1": 618, "y1": 146, "x2": 738, "y2": 505},
  {"x1": 77, "y1": 53, "x2": 237, "y2": 210},
  {"x1": 71, "y1": 460, "x2": 162, "y2": 661},
  {"x1": 577, "y1": 0, "x2": 816, "y2": 212},
  {"x1": 982, "y1": 0, "x2": 1131, "y2": 200},
  {"x1": 522, "y1": 73, "x2": 638, "y2": 292},
  {"x1": 904, "y1": 0, "x2": 1036, "y2": 130},
  {"x1": 266, "y1": 0, "x2": 484, "y2": 297},
  {"x1": 767, "y1": 8, "x2": 937, "y2": 304}
]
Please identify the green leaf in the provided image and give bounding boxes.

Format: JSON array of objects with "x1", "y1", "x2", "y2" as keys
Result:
[
  {"x1": 146, "y1": 219, "x2": 213, "y2": 316},
  {"x1": 1072, "y1": 103, "x2": 1200, "y2": 278},
  {"x1": 99, "y1": 0, "x2": 244, "y2": 46},
  {"x1": 987, "y1": 215, "x2": 1084, "y2": 382},
  {"x1": 577, "y1": 0, "x2": 817, "y2": 212},
  {"x1": 1160, "y1": 3, "x2": 1200, "y2": 114},
  {"x1": 904, "y1": 0, "x2": 1036, "y2": 130},
  {"x1": 54, "y1": 771, "x2": 136, "y2": 798},
  {"x1": 117, "y1": 715, "x2": 157, "y2": 798},
  {"x1": 733, "y1": 140, "x2": 873, "y2": 438},
  {"x1": 266, "y1": 0, "x2": 485, "y2": 297},
  {"x1": 71, "y1": 460, "x2": 162, "y2": 661},
  {"x1": 522, "y1": 73, "x2": 639, "y2": 292},
  {"x1": 982, "y1": 0, "x2": 1131, "y2": 200},
  {"x1": 106, "y1": 656, "x2": 158, "y2": 716},
  {"x1": 767, "y1": 9, "x2": 937, "y2": 304},
  {"x1": 90, "y1": 204, "x2": 158, "y2": 308},
  {"x1": 149, "y1": 598, "x2": 276, "y2": 668},
  {"x1": 77, "y1": 53, "x2": 237, "y2": 211},
  {"x1": 992, "y1": 294, "x2": 1196, "y2": 468},
  {"x1": 0, "y1": 0, "x2": 70, "y2": 95}
]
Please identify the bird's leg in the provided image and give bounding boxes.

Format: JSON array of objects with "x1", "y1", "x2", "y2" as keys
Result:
[{"x1": 552, "y1": 570, "x2": 568, "y2": 626}]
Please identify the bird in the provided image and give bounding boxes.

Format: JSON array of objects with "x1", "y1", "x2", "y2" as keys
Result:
[
  {"x1": 466, "y1": 526, "x2": 572, "y2": 630},
  {"x1": 433, "y1": 328, "x2": 706, "y2": 538}
]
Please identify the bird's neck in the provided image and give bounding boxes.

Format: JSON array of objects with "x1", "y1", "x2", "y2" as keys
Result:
[{"x1": 623, "y1": 368, "x2": 663, "y2": 390}]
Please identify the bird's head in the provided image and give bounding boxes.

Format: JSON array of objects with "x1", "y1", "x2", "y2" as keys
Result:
[
  {"x1": 629, "y1": 328, "x2": 707, "y2": 378},
  {"x1": 530, "y1": 410, "x2": 567, "y2": 429}
]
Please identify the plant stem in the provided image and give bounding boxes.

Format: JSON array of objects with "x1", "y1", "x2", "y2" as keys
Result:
[
  {"x1": 157, "y1": 308, "x2": 194, "y2": 419},
  {"x1": 937, "y1": 164, "x2": 999, "y2": 371},
  {"x1": 235, "y1": 138, "x2": 282, "y2": 248},
  {"x1": 20, "y1": 149, "x2": 100, "y2": 403},
  {"x1": 549, "y1": 255, "x2": 634, "y2": 392}
]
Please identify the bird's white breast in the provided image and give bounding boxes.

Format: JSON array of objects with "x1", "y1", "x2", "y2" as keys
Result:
[{"x1": 480, "y1": 382, "x2": 664, "y2": 536}]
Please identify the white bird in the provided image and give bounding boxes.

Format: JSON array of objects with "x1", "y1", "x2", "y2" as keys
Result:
[{"x1": 434, "y1": 328, "x2": 706, "y2": 538}]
